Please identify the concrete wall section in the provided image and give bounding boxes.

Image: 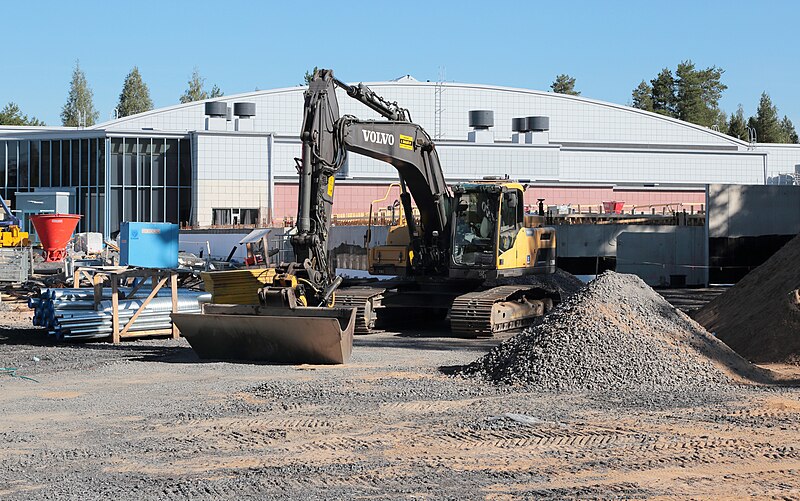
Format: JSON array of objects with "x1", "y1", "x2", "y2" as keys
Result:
[
  {"x1": 616, "y1": 228, "x2": 706, "y2": 286},
  {"x1": 708, "y1": 184, "x2": 800, "y2": 238}
]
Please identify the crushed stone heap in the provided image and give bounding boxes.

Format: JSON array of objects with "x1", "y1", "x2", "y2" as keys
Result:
[
  {"x1": 462, "y1": 272, "x2": 764, "y2": 391},
  {"x1": 485, "y1": 268, "x2": 585, "y2": 300},
  {"x1": 693, "y1": 233, "x2": 800, "y2": 364}
]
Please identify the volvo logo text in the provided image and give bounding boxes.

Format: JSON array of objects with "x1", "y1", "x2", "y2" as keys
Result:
[{"x1": 362, "y1": 130, "x2": 395, "y2": 146}]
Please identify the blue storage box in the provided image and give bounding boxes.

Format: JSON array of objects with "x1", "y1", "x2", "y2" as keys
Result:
[{"x1": 119, "y1": 222, "x2": 179, "y2": 269}]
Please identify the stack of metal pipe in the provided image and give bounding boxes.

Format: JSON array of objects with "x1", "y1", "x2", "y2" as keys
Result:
[{"x1": 29, "y1": 288, "x2": 210, "y2": 341}]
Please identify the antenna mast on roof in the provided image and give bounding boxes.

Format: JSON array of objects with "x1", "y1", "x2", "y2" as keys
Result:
[{"x1": 434, "y1": 66, "x2": 446, "y2": 139}]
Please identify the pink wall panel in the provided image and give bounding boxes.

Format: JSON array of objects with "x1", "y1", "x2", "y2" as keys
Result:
[{"x1": 271, "y1": 183, "x2": 705, "y2": 223}]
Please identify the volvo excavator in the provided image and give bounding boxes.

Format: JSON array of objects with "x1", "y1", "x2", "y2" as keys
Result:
[{"x1": 173, "y1": 69, "x2": 557, "y2": 364}]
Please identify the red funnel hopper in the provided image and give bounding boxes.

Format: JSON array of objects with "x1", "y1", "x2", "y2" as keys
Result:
[{"x1": 30, "y1": 214, "x2": 82, "y2": 262}]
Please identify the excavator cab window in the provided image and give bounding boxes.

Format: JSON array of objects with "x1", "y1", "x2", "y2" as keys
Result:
[
  {"x1": 452, "y1": 191, "x2": 498, "y2": 266},
  {"x1": 499, "y1": 190, "x2": 522, "y2": 253}
]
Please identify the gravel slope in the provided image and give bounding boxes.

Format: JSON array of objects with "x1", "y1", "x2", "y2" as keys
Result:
[{"x1": 463, "y1": 272, "x2": 769, "y2": 390}]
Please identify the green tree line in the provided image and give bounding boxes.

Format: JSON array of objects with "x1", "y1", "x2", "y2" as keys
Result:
[
  {"x1": 552, "y1": 65, "x2": 797, "y2": 144},
  {"x1": 627, "y1": 61, "x2": 796, "y2": 144},
  {"x1": 2, "y1": 62, "x2": 224, "y2": 126}
]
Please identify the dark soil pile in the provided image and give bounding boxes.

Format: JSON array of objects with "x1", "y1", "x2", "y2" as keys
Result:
[
  {"x1": 463, "y1": 272, "x2": 767, "y2": 390},
  {"x1": 693, "y1": 233, "x2": 800, "y2": 363}
]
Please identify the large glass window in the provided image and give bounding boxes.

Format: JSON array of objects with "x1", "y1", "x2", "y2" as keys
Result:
[
  {"x1": 0, "y1": 141, "x2": 6, "y2": 197},
  {"x1": 97, "y1": 138, "x2": 105, "y2": 186},
  {"x1": 178, "y1": 139, "x2": 190, "y2": 186},
  {"x1": 90, "y1": 138, "x2": 99, "y2": 186},
  {"x1": 18, "y1": 141, "x2": 28, "y2": 192},
  {"x1": 80, "y1": 139, "x2": 89, "y2": 187},
  {"x1": 8, "y1": 142, "x2": 19, "y2": 192},
  {"x1": 28, "y1": 141, "x2": 42, "y2": 187},
  {"x1": 40, "y1": 140, "x2": 51, "y2": 187},
  {"x1": 52, "y1": 140, "x2": 62, "y2": 186},
  {"x1": 452, "y1": 191, "x2": 498, "y2": 266},
  {"x1": 110, "y1": 138, "x2": 123, "y2": 185},
  {"x1": 71, "y1": 140, "x2": 80, "y2": 187},
  {"x1": 212, "y1": 208, "x2": 260, "y2": 226},
  {"x1": 138, "y1": 138, "x2": 151, "y2": 186},
  {"x1": 179, "y1": 187, "x2": 191, "y2": 226},
  {"x1": 152, "y1": 139, "x2": 164, "y2": 186},
  {"x1": 166, "y1": 139, "x2": 178, "y2": 186},
  {"x1": 123, "y1": 138, "x2": 135, "y2": 185},
  {"x1": 109, "y1": 188, "x2": 121, "y2": 236}
]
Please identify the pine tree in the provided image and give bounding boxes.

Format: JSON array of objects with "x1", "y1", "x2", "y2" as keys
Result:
[
  {"x1": 727, "y1": 104, "x2": 748, "y2": 140},
  {"x1": 180, "y1": 68, "x2": 206, "y2": 103},
  {"x1": 179, "y1": 68, "x2": 223, "y2": 103},
  {"x1": 61, "y1": 60, "x2": 99, "y2": 127},
  {"x1": 0, "y1": 102, "x2": 45, "y2": 126},
  {"x1": 117, "y1": 66, "x2": 154, "y2": 117},
  {"x1": 780, "y1": 115, "x2": 798, "y2": 143},
  {"x1": 631, "y1": 80, "x2": 653, "y2": 111},
  {"x1": 750, "y1": 92, "x2": 784, "y2": 143},
  {"x1": 304, "y1": 66, "x2": 319, "y2": 85},
  {"x1": 550, "y1": 74, "x2": 580, "y2": 95},
  {"x1": 675, "y1": 60, "x2": 726, "y2": 127},
  {"x1": 650, "y1": 68, "x2": 677, "y2": 117}
]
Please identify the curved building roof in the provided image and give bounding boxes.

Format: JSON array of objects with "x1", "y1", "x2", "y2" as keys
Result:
[{"x1": 94, "y1": 79, "x2": 747, "y2": 150}]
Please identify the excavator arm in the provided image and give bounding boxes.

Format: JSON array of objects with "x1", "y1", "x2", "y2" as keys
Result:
[{"x1": 268, "y1": 69, "x2": 452, "y2": 308}]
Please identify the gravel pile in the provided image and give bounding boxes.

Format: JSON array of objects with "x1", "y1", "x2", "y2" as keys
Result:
[
  {"x1": 693, "y1": 233, "x2": 800, "y2": 363},
  {"x1": 463, "y1": 272, "x2": 764, "y2": 391},
  {"x1": 487, "y1": 268, "x2": 585, "y2": 299}
]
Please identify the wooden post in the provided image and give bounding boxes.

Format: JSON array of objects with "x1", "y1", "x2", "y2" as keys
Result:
[
  {"x1": 118, "y1": 274, "x2": 168, "y2": 339},
  {"x1": 170, "y1": 272, "x2": 179, "y2": 338},
  {"x1": 73, "y1": 268, "x2": 80, "y2": 288},
  {"x1": 111, "y1": 276, "x2": 120, "y2": 344},
  {"x1": 93, "y1": 273, "x2": 103, "y2": 311}
]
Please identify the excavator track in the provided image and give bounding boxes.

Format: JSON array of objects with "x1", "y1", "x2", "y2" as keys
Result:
[
  {"x1": 336, "y1": 287, "x2": 385, "y2": 334},
  {"x1": 450, "y1": 285, "x2": 555, "y2": 337}
]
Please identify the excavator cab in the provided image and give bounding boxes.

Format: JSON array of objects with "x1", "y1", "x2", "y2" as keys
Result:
[{"x1": 450, "y1": 181, "x2": 556, "y2": 280}]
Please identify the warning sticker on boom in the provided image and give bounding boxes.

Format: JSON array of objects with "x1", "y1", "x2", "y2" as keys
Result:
[
  {"x1": 399, "y1": 134, "x2": 413, "y2": 150},
  {"x1": 327, "y1": 175, "x2": 335, "y2": 197}
]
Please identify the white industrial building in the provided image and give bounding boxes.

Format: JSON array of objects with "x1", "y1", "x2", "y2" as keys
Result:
[{"x1": 2, "y1": 75, "x2": 799, "y2": 237}]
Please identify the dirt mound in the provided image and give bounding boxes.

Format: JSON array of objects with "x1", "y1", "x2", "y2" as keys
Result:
[
  {"x1": 486, "y1": 268, "x2": 585, "y2": 299},
  {"x1": 463, "y1": 272, "x2": 767, "y2": 390},
  {"x1": 693, "y1": 233, "x2": 800, "y2": 364}
]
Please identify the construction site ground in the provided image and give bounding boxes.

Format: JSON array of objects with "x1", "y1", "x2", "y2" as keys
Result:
[{"x1": 1, "y1": 297, "x2": 800, "y2": 499}]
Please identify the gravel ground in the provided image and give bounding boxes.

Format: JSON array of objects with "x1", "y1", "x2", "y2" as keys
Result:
[{"x1": 1, "y1": 299, "x2": 800, "y2": 499}]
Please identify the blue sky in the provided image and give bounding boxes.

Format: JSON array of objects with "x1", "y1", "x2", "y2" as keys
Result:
[{"x1": 2, "y1": 0, "x2": 798, "y2": 126}]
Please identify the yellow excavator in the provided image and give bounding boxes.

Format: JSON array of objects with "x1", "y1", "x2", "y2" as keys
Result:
[
  {"x1": 0, "y1": 197, "x2": 29, "y2": 248},
  {"x1": 173, "y1": 69, "x2": 557, "y2": 363}
]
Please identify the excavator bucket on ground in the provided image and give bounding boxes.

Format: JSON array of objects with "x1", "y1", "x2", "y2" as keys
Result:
[{"x1": 172, "y1": 305, "x2": 355, "y2": 364}]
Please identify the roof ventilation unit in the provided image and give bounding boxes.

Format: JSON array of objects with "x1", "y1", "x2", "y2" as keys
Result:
[
  {"x1": 204, "y1": 102, "x2": 228, "y2": 131},
  {"x1": 526, "y1": 116, "x2": 549, "y2": 132},
  {"x1": 467, "y1": 110, "x2": 494, "y2": 143},
  {"x1": 512, "y1": 116, "x2": 550, "y2": 144},
  {"x1": 512, "y1": 117, "x2": 529, "y2": 133},
  {"x1": 234, "y1": 102, "x2": 256, "y2": 131}
]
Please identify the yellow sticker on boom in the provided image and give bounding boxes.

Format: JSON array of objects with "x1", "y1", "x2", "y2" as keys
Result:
[
  {"x1": 399, "y1": 134, "x2": 413, "y2": 150},
  {"x1": 327, "y1": 175, "x2": 335, "y2": 197}
]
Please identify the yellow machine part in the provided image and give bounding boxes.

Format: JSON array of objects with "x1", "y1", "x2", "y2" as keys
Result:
[
  {"x1": 0, "y1": 226, "x2": 29, "y2": 248},
  {"x1": 201, "y1": 268, "x2": 276, "y2": 304},
  {"x1": 497, "y1": 226, "x2": 557, "y2": 270}
]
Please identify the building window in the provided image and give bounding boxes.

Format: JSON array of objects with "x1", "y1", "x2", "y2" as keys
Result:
[{"x1": 212, "y1": 208, "x2": 259, "y2": 226}]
